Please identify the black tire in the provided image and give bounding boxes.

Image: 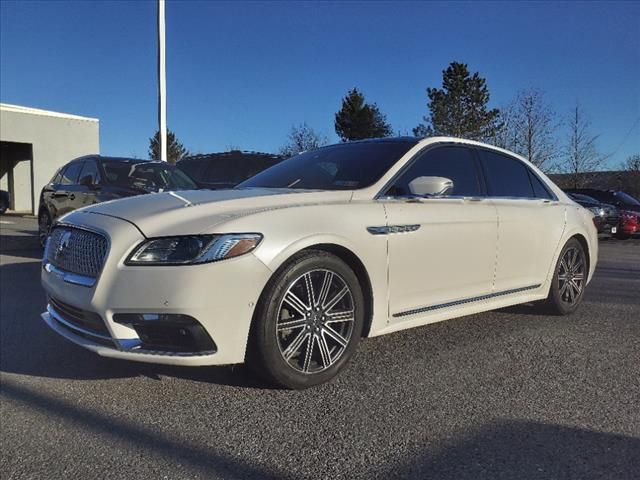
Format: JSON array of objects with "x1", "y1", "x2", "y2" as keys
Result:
[
  {"x1": 38, "y1": 209, "x2": 52, "y2": 248},
  {"x1": 248, "y1": 249, "x2": 364, "y2": 389},
  {"x1": 542, "y1": 238, "x2": 587, "y2": 315}
]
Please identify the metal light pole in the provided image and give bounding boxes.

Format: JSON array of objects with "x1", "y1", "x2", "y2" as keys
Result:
[{"x1": 157, "y1": 0, "x2": 167, "y2": 162}]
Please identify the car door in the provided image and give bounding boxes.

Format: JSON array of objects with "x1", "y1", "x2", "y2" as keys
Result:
[
  {"x1": 477, "y1": 148, "x2": 565, "y2": 292},
  {"x1": 51, "y1": 161, "x2": 83, "y2": 218},
  {"x1": 380, "y1": 145, "x2": 498, "y2": 321},
  {"x1": 40, "y1": 168, "x2": 63, "y2": 217},
  {"x1": 63, "y1": 160, "x2": 88, "y2": 214}
]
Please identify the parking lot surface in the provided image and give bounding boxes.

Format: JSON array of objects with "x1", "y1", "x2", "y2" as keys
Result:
[{"x1": 1, "y1": 215, "x2": 639, "y2": 479}]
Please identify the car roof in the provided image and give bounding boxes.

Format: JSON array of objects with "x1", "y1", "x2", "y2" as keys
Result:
[{"x1": 69, "y1": 155, "x2": 171, "y2": 166}]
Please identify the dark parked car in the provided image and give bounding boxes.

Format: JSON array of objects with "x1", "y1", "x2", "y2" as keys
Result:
[
  {"x1": 0, "y1": 190, "x2": 9, "y2": 215},
  {"x1": 38, "y1": 155, "x2": 197, "y2": 246},
  {"x1": 566, "y1": 192, "x2": 620, "y2": 235},
  {"x1": 565, "y1": 188, "x2": 640, "y2": 239},
  {"x1": 177, "y1": 151, "x2": 282, "y2": 189}
]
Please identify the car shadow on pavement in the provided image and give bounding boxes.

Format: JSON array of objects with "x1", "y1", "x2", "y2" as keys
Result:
[
  {"x1": 1, "y1": 380, "x2": 290, "y2": 479},
  {"x1": 0, "y1": 233, "x2": 42, "y2": 261},
  {"x1": 3, "y1": 378, "x2": 638, "y2": 480},
  {"x1": 373, "y1": 420, "x2": 640, "y2": 480}
]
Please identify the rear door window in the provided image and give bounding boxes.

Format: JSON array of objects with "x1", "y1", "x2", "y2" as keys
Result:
[
  {"x1": 78, "y1": 160, "x2": 100, "y2": 185},
  {"x1": 60, "y1": 162, "x2": 83, "y2": 185},
  {"x1": 528, "y1": 171, "x2": 553, "y2": 199},
  {"x1": 479, "y1": 150, "x2": 534, "y2": 198}
]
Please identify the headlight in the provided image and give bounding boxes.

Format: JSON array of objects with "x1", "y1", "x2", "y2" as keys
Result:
[
  {"x1": 588, "y1": 206, "x2": 604, "y2": 217},
  {"x1": 126, "y1": 233, "x2": 262, "y2": 265}
]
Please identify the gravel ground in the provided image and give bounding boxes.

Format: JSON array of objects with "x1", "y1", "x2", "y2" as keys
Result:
[{"x1": 1, "y1": 215, "x2": 639, "y2": 479}]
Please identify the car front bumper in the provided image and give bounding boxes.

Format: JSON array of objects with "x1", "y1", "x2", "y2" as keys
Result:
[{"x1": 40, "y1": 211, "x2": 273, "y2": 366}]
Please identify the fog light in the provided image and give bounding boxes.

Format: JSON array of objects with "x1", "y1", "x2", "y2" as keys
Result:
[{"x1": 113, "y1": 313, "x2": 216, "y2": 353}]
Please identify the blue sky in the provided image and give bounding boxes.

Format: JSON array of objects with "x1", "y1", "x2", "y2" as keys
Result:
[{"x1": 1, "y1": 1, "x2": 639, "y2": 167}]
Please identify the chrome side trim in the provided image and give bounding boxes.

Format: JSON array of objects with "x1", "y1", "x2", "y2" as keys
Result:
[
  {"x1": 367, "y1": 224, "x2": 421, "y2": 235},
  {"x1": 44, "y1": 263, "x2": 96, "y2": 287},
  {"x1": 47, "y1": 304, "x2": 112, "y2": 341},
  {"x1": 393, "y1": 284, "x2": 542, "y2": 318}
]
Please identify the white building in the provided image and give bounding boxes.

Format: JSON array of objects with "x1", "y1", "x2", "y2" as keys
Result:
[{"x1": 0, "y1": 103, "x2": 99, "y2": 214}]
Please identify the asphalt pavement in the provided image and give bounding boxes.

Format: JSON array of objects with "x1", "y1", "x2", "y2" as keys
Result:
[{"x1": 1, "y1": 214, "x2": 639, "y2": 479}]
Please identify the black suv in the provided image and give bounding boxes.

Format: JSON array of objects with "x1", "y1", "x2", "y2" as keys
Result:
[
  {"x1": 38, "y1": 155, "x2": 197, "y2": 246},
  {"x1": 566, "y1": 192, "x2": 620, "y2": 235}
]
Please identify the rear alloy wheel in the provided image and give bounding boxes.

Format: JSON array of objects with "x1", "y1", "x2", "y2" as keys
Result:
[
  {"x1": 543, "y1": 238, "x2": 587, "y2": 315},
  {"x1": 38, "y1": 210, "x2": 52, "y2": 248},
  {"x1": 249, "y1": 250, "x2": 364, "y2": 389}
]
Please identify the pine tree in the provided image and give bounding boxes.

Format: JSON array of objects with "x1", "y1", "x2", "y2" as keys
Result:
[
  {"x1": 334, "y1": 88, "x2": 392, "y2": 141},
  {"x1": 414, "y1": 62, "x2": 500, "y2": 141},
  {"x1": 149, "y1": 129, "x2": 189, "y2": 164}
]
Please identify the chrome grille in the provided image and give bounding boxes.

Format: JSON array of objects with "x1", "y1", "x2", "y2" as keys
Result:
[{"x1": 46, "y1": 226, "x2": 108, "y2": 278}]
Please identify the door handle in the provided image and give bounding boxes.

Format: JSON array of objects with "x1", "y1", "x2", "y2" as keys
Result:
[{"x1": 53, "y1": 192, "x2": 68, "y2": 198}]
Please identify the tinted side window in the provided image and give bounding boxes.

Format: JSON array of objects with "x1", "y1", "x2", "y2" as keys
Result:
[
  {"x1": 388, "y1": 146, "x2": 481, "y2": 197},
  {"x1": 528, "y1": 170, "x2": 553, "y2": 199},
  {"x1": 51, "y1": 169, "x2": 63, "y2": 184},
  {"x1": 480, "y1": 150, "x2": 534, "y2": 198},
  {"x1": 78, "y1": 160, "x2": 100, "y2": 185},
  {"x1": 60, "y1": 162, "x2": 83, "y2": 185}
]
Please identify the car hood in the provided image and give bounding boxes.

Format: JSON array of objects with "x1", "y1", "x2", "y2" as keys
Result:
[{"x1": 76, "y1": 188, "x2": 353, "y2": 237}]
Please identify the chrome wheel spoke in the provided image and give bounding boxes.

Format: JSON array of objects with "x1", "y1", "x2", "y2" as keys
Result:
[
  {"x1": 317, "y1": 271, "x2": 334, "y2": 307},
  {"x1": 302, "y1": 334, "x2": 315, "y2": 372},
  {"x1": 277, "y1": 318, "x2": 307, "y2": 331},
  {"x1": 322, "y1": 324, "x2": 348, "y2": 348},
  {"x1": 324, "y1": 286, "x2": 349, "y2": 312},
  {"x1": 317, "y1": 333, "x2": 332, "y2": 368},
  {"x1": 570, "y1": 279, "x2": 582, "y2": 295},
  {"x1": 325, "y1": 309, "x2": 354, "y2": 324},
  {"x1": 283, "y1": 330, "x2": 309, "y2": 361},
  {"x1": 559, "y1": 281, "x2": 569, "y2": 297},
  {"x1": 283, "y1": 291, "x2": 310, "y2": 317},
  {"x1": 304, "y1": 273, "x2": 316, "y2": 308}
]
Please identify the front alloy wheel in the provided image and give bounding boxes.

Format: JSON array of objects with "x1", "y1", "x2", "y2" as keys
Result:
[
  {"x1": 249, "y1": 250, "x2": 364, "y2": 389},
  {"x1": 277, "y1": 269, "x2": 355, "y2": 374}
]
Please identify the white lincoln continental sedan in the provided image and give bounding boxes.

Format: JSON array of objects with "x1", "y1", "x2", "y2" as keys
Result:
[{"x1": 41, "y1": 137, "x2": 598, "y2": 388}]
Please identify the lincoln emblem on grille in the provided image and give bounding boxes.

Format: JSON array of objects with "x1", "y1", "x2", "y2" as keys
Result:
[{"x1": 55, "y1": 231, "x2": 72, "y2": 260}]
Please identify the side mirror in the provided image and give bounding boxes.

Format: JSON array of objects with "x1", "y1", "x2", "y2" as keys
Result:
[{"x1": 408, "y1": 176, "x2": 454, "y2": 197}]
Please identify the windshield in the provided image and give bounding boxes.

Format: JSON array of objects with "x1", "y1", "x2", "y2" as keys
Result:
[
  {"x1": 615, "y1": 191, "x2": 640, "y2": 206},
  {"x1": 102, "y1": 161, "x2": 197, "y2": 191},
  {"x1": 238, "y1": 141, "x2": 417, "y2": 190}
]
